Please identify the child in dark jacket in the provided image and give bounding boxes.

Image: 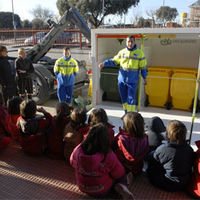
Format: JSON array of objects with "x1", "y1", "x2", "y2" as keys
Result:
[
  {"x1": 146, "y1": 116, "x2": 165, "y2": 152},
  {"x1": 0, "y1": 92, "x2": 11, "y2": 149},
  {"x1": 113, "y1": 112, "x2": 149, "y2": 175},
  {"x1": 63, "y1": 108, "x2": 89, "y2": 163},
  {"x1": 70, "y1": 123, "x2": 134, "y2": 199},
  {"x1": 5, "y1": 96, "x2": 22, "y2": 141},
  {"x1": 47, "y1": 102, "x2": 70, "y2": 159},
  {"x1": 147, "y1": 120, "x2": 194, "y2": 192},
  {"x1": 87, "y1": 108, "x2": 115, "y2": 145},
  {"x1": 17, "y1": 100, "x2": 51, "y2": 155}
]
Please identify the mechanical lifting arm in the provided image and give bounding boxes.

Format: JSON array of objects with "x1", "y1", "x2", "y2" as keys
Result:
[{"x1": 27, "y1": 7, "x2": 91, "y2": 63}]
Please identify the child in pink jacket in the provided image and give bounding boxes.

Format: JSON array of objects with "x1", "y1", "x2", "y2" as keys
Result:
[
  {"x1": 70, "y1": 123, "x2": 134, "y2": 199},
  {"x1": 113, "y1": 112, "x2": 149, "y2": 175}
]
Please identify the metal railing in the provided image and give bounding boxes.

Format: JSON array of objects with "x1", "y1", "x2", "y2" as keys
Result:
[{"x1": 0, "y1": 29, "x2": 91, "y2": 49}]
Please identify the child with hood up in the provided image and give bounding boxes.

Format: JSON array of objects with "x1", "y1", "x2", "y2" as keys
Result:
[{"x1": 146, "y1": 116, "x2": 166, "y2": 152}]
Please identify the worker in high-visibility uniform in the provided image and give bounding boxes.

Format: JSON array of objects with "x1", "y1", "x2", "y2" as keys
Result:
[
  {"x1": 99, "y1": 35, "x2": 147, "y2": 114},
  {"x1": 54, "y1": 47, "x2": 79, "y2": 106}
]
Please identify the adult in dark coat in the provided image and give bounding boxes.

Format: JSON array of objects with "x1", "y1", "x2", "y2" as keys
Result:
[
  {"x1": 15, "y1": 47, "x2": 34, "y2": 99},
  {"x1": 0, "y1": 46, "x2": 17, "y2": 103}
]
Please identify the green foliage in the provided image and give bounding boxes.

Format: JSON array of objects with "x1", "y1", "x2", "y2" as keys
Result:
[
  {"x1": 56, "y1": 0, "x2": 71, "y2": 16},
  {"x1": 32, "y1": 18, "x2": 48, "y2": 29},
  {"x1": 56, "y1": 0, "x2": 140, "y2": 27},
  {"x1": 22, "y1": 20, "x2": 32, "y2": 28},
  {"x1": 156, "y1": 6, "x2": 178, "y2": 25},
  {"x1": 137, "y1": 17, "x2": 151, "y2": 28},
  {"x1": 0, "y1": 12, "x2": 21, "y2": 29}
]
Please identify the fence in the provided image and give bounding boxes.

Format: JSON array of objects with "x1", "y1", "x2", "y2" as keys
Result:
[{"x1": 0, "y1": 29, "x2": 90, "y2": 49}]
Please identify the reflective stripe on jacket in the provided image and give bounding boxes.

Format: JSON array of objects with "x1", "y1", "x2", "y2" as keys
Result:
[
  {"x1": 54, "y1": 57, "x2": 79, "y2": 86},
  {"x1": 104, "y1": 45, "x2": 147, "y2": 84},
  {"x1": 113, "y1": 47, "x2": 146, "y2": 70}
]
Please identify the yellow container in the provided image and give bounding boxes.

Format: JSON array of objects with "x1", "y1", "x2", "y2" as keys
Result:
[
  {"x1": 145, "y1": 66, "x2": 172, "y2": 107},
  {"x1": 88, "y1": 78, "x2": 92, "y2": 97},
  {"x1": 170, "y1": 68, "x2": 197, "y2": 111}
]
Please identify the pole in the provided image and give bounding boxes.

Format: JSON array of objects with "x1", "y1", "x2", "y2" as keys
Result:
[
  {"x1": 189, "y1": 55, "x2": 200, "y2": 144},
  {"x1": 162, "y1": 0, "x2": 165, "y2": 27},
  {"x1": 11, "y1": 0, "x2": 15, "y2": 28},
  {"x1": 102, "y1": 0, "x2": 104, "y2": 25},
  {"x1": 11, "y1": 0, "x2": 16, "y2": 41},
  {"x1": 137, "y1": 35, "x2": 144, "y2": 112}
]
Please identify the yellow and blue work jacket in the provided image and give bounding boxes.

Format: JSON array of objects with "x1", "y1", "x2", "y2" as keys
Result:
[
  {"x1": 104, "y1": 45, "x2": 147, "y2": 84},
  {"x1": 54, "y1": 56, "x2": 79, "y2": 86}
]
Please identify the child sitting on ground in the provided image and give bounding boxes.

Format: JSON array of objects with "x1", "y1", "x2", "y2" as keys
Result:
[
  {"x1": 188, "y1": 140, "x2": 200, "y2": 198},
  {"x1": 113, "y1": 112, "x2": 149, "y2": 176},
  {"x1": 5, "y1": 96, "x2": 22, "y2": 141},
  {"x1": 147, "y1": 120, "x2": 194, "y2": 191},
  {"x1": 63, "y1": 108, "x2": 89, "y2": 163},
  {"x1": 87, "y1": 108, "x2": 115, "y2": 145},
  {"x1": 47, "y1": 102, "x2": 70, "y2": 159},
  {"x1": 146, "y1": 116, "x2": 166, "y2": 152},
  {"x1": 0, "y1": 92, "x2": 11, "y2": 149},
  {"x1": 70, "y1": 123, "x2": 134, "y2": 199},
  {"x1": 17, "y1": 100, "x2": 51, "y2": 155}
]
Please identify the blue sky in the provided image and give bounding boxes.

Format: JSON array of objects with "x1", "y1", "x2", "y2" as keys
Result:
[{"x1": 0, "y1": 0, "x2": 196, "y2": 24}]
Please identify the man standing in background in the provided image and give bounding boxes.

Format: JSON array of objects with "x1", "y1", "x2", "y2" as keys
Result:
[
  {"x1": 0, "y1": 45, "x2": 17, "y2": 103},
  {"x1": 99, "y1": 35, "x2": 147, "y2": 115},
  {"x1": 54, "y1": 47, "x2": 79, "y2": 108}
]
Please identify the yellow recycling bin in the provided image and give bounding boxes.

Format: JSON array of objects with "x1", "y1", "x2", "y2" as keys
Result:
[
  {"x1": 170, "y1": 68, "x2": 197, "y2": 111},
  {"x1": 88, "y1": 78, "x2": 92, "y2": 97},
  {"x1": 145, "y1": 66, "x2": 172, "y2": 108}
]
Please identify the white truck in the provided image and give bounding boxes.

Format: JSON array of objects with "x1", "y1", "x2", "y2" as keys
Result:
[{"x1": 91, "y1": 28, "x2": 200, "y2": 111}]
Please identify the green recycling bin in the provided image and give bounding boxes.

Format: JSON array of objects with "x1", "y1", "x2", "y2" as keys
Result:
[{"x1": 100, "y1": 67, "x2": 121, "y2": 102}]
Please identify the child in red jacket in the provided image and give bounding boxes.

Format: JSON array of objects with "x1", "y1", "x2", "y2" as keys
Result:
[
  {"x1": 70, "y1": 123, "x2": 134, "y2": 199},
  {"x1": 87, "y1": 108, "x2": 115, "y2": 145},
  {"x1": 113, "y1": 112, "x2": 149, "y2": 176},
  {"x1": 46, "y1": 102, "x2": 70, "y2": 159},
  {"x1": 188, "y1": 140, "x2": 200, "y2": 197},
  {"x1": 0, "y1": 92, "x2": 11, "y2": 149},
  {"x1": 17, "y1": 100, "x2": 51, "y2": 155},
  {"x1": 63, "y1": 108, "x2": 89, "y2": 163},
  {"x1": 5, "y1": 96, "x2": 22, "y2": 141}
]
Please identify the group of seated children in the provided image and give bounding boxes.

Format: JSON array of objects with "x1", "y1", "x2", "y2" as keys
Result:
[{"x1": 0, "y1": 91, "x2": 200, "y2": 199}]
